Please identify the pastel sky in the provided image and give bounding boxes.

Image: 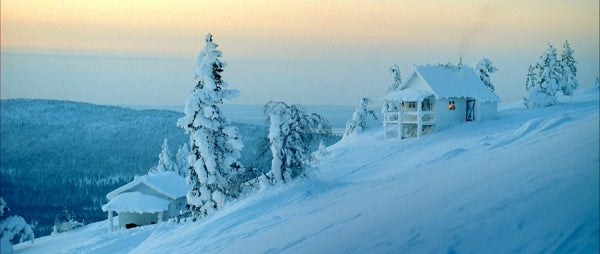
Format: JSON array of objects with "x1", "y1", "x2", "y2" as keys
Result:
[{"x1": 1, "y1": 0, "x2": 599, "y2": 106}]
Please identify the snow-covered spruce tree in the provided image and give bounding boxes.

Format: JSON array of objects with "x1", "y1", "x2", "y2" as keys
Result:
[
  {"x1": 149, "y1": 138, "x2": 176, "y2": 173},
  {"x1": 343, "y1": 98, "x2": 377, "y2": 139},
  {"x1": 525, "y1": 43, "x2": 561, "y2": 108},
  {"x1": 386, "y1": 64, "x2": 403, "y2": 92},
  {"x1": 1, "y1": 197, "x2": 34, "y2": 253},
  {"x1": 264, "y1": 102, "x2": 331, "y2": 183},
  {"x1": 175, "y1": 143, "x2": 191, "y2": 178},
  {"x1": 524, "y1": 64, "x2": 539, "y2": 91},
  {"x1": 177, "y1": 33, "x2": 244, "y2": 218},
  {"x1": 595, "y1": 77, "x2": 599, "y2": 87},
  {"x1": 559, "y1": 40, "x2": 578, "y2": 96},
  {"x1": 476, "y1": 58, "x2": 498, "y2": 92}
]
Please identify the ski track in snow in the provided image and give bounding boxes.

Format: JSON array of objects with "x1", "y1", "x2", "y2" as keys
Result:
[{"x1": 13, "y1": 88, "x2": 600, "y2": 254}]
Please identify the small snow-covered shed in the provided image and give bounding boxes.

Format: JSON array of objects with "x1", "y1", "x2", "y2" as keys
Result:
[
  {"x1": 382, "y1": 64, "x2": 499, "y2": 138},
  {"x1": 101, "y1": 171, "x2": 189, "y2": 232}
]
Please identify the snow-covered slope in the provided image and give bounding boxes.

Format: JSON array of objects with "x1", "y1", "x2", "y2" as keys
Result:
[{"x1": 14, "y1": 88, "x2": 599, "y2": 253}]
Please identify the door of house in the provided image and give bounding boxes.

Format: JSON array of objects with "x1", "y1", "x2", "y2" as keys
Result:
[{"x1": 466, "y1": 99, "x2": 475, "y2": 122}]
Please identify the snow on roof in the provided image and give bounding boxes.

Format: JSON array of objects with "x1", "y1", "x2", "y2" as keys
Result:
[
  {"x1": 101, "y1": 192, "x2": 170, "y2": 213},
  {"x1": 407, "y1": 64, "x2": 499, "y2": 102},
  {"x1": 382, "y1": 88, "x2": 433, "y2": 102},
  {"x1": 106, "y1": 171, "x2": 189, "y2": 200}
]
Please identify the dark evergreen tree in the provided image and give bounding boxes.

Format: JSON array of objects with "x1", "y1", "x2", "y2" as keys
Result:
[{"x1": 476, "y1": 58, "x2": 498, "y2": 92}]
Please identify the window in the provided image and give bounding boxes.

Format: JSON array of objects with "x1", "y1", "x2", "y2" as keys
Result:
[
  {"x1": 408, "y1": 102, "x2": 416, "y2": 108},
  {"x1": 422, "y1": 99, "x2": 431, "y2": 111},
  {"x1": 448, "y1": 101, "x2": 455, "y2": 110}
]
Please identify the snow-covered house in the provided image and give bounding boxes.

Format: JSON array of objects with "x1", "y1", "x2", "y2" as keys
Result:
[
  {"x1": 101, "y1": 171, "x2": 189, "y2": 232},
  {"x1": 382, "y1": 64, "x2": 499, "y2": 138}
]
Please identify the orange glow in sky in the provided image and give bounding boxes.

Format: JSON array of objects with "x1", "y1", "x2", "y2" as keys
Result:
[{"x1": 3, "y1": 0, "x2": 598, "y2": 57}]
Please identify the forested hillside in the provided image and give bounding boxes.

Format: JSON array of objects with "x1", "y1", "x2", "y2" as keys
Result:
[{"x1": 1, "y1": 99, "x2": 331, "y2": 236}]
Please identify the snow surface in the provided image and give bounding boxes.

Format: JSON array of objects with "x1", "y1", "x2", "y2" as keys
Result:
[
  {"x1": 106, "y1": 172, "x2": 188, "y2": 201},
  {"x1": 14, "y1": 88, "x2": 599, "y2": 253},
  {"x1": 412, "y1": 64, "x2": 500, "y2": 102},
  {"x1": 101, "y1": 192, "x2": 170, "y2": 213}
]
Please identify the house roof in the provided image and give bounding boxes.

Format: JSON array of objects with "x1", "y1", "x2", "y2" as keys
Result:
[
  {"x1": 385, "y1": 64, "x2": 499, "y2": 102},
  {"x1": 101, "y1": 191, "x2": 171, "y2": 213},
  {"x1": 106, "y1": 171, "x2": 189, "y2": 200},
  {"x1": 382, "y1": 88, "x2": 433, "y2": 102}
]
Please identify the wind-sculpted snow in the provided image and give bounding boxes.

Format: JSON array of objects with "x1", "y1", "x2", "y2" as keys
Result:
[{"x1": 13, "y1": 88, "x2": 600, "y2": 253}]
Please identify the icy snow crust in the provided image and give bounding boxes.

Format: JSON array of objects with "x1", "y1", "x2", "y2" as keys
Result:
[
  {"x1": 413, "y1": 64, "x2": 500, "y2": 102},
  {"x1": 15, "y1": 88, "x2": 599, "y2": 253},
  {"x1": 101, "y1": 192, "x2": 170, "y2": 213}
]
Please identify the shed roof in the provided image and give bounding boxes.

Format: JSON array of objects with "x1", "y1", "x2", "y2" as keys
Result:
[
  {"x1": 101, "y1": 191, "x2": 170, "y2": 213},
  {"x1": 106, "y1": 171, "x2": 189, "y2": 200}
]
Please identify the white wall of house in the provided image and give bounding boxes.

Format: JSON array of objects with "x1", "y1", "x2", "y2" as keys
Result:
[
  {"x1": 435, "y1": 97, "x2": 467, "y2": 127},
  {"x1": 476, "y1": 101, "x2": 497, "y2": 121}
]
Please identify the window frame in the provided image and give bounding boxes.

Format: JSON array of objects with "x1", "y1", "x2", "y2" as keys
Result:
[{"x1": 448, "y1": 100, "x2": 456, "y2": 110}]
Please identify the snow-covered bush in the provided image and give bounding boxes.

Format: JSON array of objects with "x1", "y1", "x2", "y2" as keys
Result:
[
  {"x1": 316, "y1": 140, "x2": 329, "y2": 158},
  {"x1": 1, "y1": 197, "x2": 34, "y2": 252},
  {"x1": 149, "y1": 138, "x2": 176, "y2": 174},
  {"x1": 559, "y1": 40, "x2": 578, "y2": 96},
  {"x1": 525, "y1": 85, "x2": 558, "y2": 108},
  {"x1": 52, "y1": 209, "x2": 83, "y2": 235},
  {"x1": 343, "y1": 98, "x2": 377, "y2": 138},
  {"x1": 177, "y1": 33, "x2": 244, "y2": 218},
  {"x1": 476, "y1": 58, "x2": 498, "y2": 92},
  {"x1": 264, "y1": 101, "x2": 331, "y2": 183}
]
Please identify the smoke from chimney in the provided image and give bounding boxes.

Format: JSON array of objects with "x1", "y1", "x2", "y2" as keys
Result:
[{"x1": 459, "y1": 2, "x2": 498, "y2": 60}]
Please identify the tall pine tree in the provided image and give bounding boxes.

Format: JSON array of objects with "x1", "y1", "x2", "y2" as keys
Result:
[
  {"x1": 559, "y1": 40, "x2": 578, "y2": 96},
  {"x1": 538, "y1": 43, "x2": 562, "y2": 97},
  {"x1": 177, "y1": 33, "x2": 244, "y2": 218}
]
